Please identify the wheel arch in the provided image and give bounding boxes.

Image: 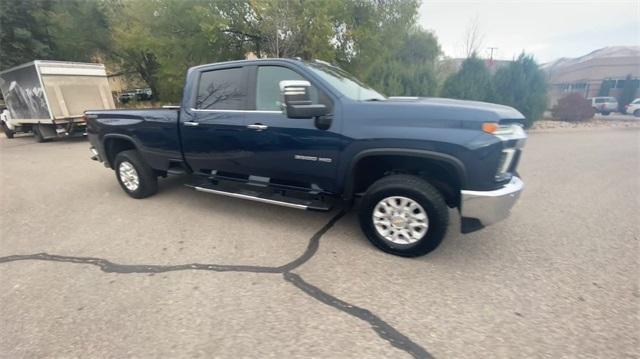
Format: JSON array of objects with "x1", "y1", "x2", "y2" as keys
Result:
[
  {"x1": 344, "y1": 148, "x2": 467, "y2": 207},
  {"x1": 103, "y1": 134, "x2": 141, "y2": 169}
]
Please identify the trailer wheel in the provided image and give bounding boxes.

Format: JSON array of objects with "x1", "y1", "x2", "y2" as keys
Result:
[
  {"x1": 114, "y1": 150, "x2": 158, "y2": 199},
  {"x1": 1, "y1": 121, "x2": 14, "y2": 139}
]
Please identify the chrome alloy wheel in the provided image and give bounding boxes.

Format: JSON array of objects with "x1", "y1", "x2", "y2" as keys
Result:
[
  {"x1": 118, "y1": 161, "x2": 140, "y2": 192},
  {"x1": 372, "y1": 196, "x2": 429, "y2": 245}
]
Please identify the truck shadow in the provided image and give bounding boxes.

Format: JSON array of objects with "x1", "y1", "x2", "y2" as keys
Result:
[{"x1": 155, "y1": 174, "x2": 469, "y2": 268}]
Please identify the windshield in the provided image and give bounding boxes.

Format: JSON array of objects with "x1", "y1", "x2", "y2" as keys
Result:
[{"x1": 306, "y1": 62, "x2": 386, "y2": 101}]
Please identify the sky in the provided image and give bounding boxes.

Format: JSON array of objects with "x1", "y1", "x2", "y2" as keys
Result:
[{"x1": 418, "y1": 0, "x2": 640, "y2": 63}]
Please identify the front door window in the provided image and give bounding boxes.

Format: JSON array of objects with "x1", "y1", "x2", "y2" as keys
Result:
[{"x1": 255, "y1": 66, "x2": 319, "y2": 111}]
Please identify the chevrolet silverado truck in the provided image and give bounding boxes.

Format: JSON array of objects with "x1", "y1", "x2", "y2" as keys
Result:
[{"x1": 86, "y1": 58, "x2": 526, "y2": 257}]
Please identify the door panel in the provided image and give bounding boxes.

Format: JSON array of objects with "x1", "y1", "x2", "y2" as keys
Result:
[
  {"x1": 243, "y1": 112, "x2": 343, "y2": 192},
  {"x1": 181, "y1": 110, "x2": 248, "y2": 175},
  {"x1": 242, "y1": 65, "x2": 343, "y2": 192},
  {"x1": 181, "y1": 66, "x2": 250, "y2": 175}
]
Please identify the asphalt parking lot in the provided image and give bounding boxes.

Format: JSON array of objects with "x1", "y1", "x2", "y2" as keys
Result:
[{"x1": 0, "y1": 128, "x2": 638, "y2": 358}]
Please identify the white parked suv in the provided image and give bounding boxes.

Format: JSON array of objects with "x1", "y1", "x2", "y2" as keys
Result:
[
  {"x1": 589, "y1": 97, "x2": 618, "y2": 115},
  {"x1": 624, "y1": 98, "x2": 640, "y2": 117}
]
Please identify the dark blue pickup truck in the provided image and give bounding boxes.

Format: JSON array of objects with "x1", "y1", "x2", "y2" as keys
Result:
[{"x1": 86, "y1": 58, "x2": 526, "y2": 257}]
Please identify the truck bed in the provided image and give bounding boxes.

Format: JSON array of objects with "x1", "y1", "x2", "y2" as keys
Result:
[{"x1": 86, "y1": 108, "x2": 182, "y2": 171}]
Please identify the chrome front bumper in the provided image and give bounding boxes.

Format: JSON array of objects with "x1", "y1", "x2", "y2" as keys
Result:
[{"x1": 460, "y1": 176, "x2": 523, "y2": 227}]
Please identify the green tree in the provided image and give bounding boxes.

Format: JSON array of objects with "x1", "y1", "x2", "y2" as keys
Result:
[
  {"x1": 334, "y1": 0, "x2": 439, "y2": 96},
  {"x1": 441, "y1": 55, "x2": 493, "y2": 101},
  {"x1": 213, "y1": 0, "x2": 340, "y2": 60},
  {"x1": 435, "y1": 57, "x2": 458, "y2": 95},
  {"x1": 0, "y1": 0, "x2": 54, "y2": 70},
  {"x1": 45, "y1": 0, "x2": 111, "y2": 62},
  {"x1": 109, "y1": 0, "x2": 232, "y2": 101},
  {"x1": 0, "y1": 0, "x2": 111, "y2": 70},
  {"x1": 368, "y1": 28, "x2": 440, "y2": 96},
  {"x1": 104, "y1": 0, "x2": 437, "y2": 101},
  {"x1": 598, "y1": 79, "x2": 614, "y2": 96},
  {"x1": 492, "y1": 53, "x2": 548, "y2": 128}
]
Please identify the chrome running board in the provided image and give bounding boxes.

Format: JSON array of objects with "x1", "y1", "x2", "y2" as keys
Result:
[{"x1": 187, "y1": 182, "x2": 331, "y2": 211}]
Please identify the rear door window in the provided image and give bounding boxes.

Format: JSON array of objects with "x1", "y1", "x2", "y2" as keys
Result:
[{"x1": 196, "y1": 67, "x2": 247, "y2": 110}]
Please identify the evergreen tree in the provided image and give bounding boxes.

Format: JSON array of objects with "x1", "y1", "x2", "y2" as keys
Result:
[
  {"x1": 492, "y1": 53, "x2": 548, "y2": 128},
  {"x1": 618, "y1": 74, "x2": 638, "y2": 112},
  {"x1": 441, "y1": 55, "x2": 493, "y2": 101}
]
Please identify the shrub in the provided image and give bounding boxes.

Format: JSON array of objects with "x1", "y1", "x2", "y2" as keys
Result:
[{"x1": 551, "y1": 93, "x2": 595, "y2": 121}]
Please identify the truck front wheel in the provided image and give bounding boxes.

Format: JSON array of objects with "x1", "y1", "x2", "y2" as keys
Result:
[
  {"x1": 358, "y1": 175, "x2": 449, "y2": 257},
  {"x1": 1, "y1": 121, "x2": 14, "y2": 139},
  {"x1": 114, "y1": 150, "x2": 158, "y2": 199}
]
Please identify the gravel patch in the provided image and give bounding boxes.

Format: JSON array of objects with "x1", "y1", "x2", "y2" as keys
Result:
[{"x1": 531, "y1": 118, "x2": 640, "y2": 131}]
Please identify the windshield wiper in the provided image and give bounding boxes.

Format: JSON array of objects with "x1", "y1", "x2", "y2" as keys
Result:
[{"x1": 364, "y1": 98, "x2": 385, "y2": 102}]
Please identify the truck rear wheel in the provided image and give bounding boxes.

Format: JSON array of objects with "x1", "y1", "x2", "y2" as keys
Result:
[
  {"x1": 358, "y1": 174, "x2": 449, "y2": 257},
  {"x1": 114, "y1": 150, "x2": 158, "y2": 199},
  {"x1": 32, "y1": 124, "x2": 50, "y2": 142}
]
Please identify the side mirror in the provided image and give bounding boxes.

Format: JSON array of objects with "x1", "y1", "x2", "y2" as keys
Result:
[{"x1": 279, "y1": 80, "x2": 328, "y2": 119}]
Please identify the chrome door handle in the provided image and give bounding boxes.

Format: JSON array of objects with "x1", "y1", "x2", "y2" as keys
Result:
[
  {"x1": 247, "y1": 124, "x2": 268, "y2": 131},
  {"x1": 184, "y1": 121, "x2": 199, "y2": 127}
]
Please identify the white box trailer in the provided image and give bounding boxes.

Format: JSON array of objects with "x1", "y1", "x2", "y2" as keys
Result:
[{"x1": 0, "y1": 60, "x2": 115, "y2": 142}]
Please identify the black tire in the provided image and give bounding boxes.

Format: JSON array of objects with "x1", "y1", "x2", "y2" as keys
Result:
[
  {"x1": 634, "y1": 110, "x2": 640, "y2": 118},
  {"x1": 32, "y1": 125, "x2": 47, "y2": 142},
  {"x1": 601, "y1": 111, "x2": 610, "y2": 116},
  {"x1": 114, "y1": 150, "x2": 158, "y2": 199},
  {"x1": 1, "y1": 121, "x2": 14, "y2": 139},
  {"x1": 358, "y1": 174, "x2": 449, "y2": 257}
]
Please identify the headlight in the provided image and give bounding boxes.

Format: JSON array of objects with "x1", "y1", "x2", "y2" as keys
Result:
[
  {"x1": 483, "y1": 122, "x2": 526, "y2": 142},
  {"x1": 495, "y1": 148, "x2": 516, "y2": 181},
  {"x1": 483, "y1": 122, "x2": 526, "y2": 182}
]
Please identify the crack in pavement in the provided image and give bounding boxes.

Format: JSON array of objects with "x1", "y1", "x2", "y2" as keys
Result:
[
  {"x1": 0, "y1": 210, "x2": 432, "y2": 358},
  {"x1": 0, "y1": 210, "x2": 346, "y2": 275},
  {"x1": 284, "y1": 272, "x2": 432, "y2": 358}
]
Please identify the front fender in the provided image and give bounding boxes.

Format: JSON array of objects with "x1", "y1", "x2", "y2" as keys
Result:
[{"x1": 341, "y1": 147, "x2": 467, "y2": 199}]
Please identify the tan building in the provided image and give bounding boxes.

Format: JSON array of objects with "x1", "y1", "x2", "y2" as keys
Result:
[{"x1": 545, "y1": 46, "x2": 640, "y2": 106}]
